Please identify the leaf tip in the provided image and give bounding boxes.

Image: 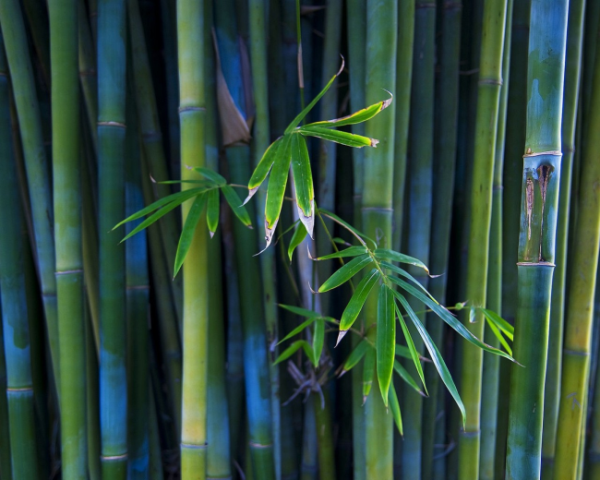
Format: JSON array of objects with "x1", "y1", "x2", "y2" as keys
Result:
[
  {"x1": 370, "y1": 138, "x2": 380, "y2": 147},
  {"x1": 242, "y1": 187, "x2": 258, "y2": 206},
  {"x1": 336, "y1": 54, "x2": 346, "y2": 77},
  {"x1": 335, "y1": 330, "x2": 348, "y2": 347}
]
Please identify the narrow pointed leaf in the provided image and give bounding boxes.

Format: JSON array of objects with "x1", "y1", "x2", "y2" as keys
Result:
[
  {"x1": 388, "y1": 384, "x2": 403, "y2": 436},
  {"x1": 395, "y1": 344, "x2": 428, "y2": 362},
  {"x1": 206, "y1": 188, "x2": 219, "y2": 235},
  {"x1": 317, "y1": 208, "x2": 374, "y2": 247},
  {"x1": 273, "y1": 340, "x2": 314, "y2": 365},
  {"x1": 278, "y1": 304, "x2": 321, "y2": 318},
  {"x1": 264, "y1": 135, "x2": 292, "y2": 245},
  {"x1": 173, "y1": 194, "x2": 207, "y2": 276},
  {"x1": 380, "y1": 261, "x2": 437, "y2": 302},
  {"x1": 485, "y1": 319, "x2": 513, "y2": 356},
  {"x1": 341, "y1": 340, "x2": 370, "y2": 374},
  {"x1": 306, "y1": 93, "x2": 393, "y2": 128},
  {"x1": 312, "y1": 246, "x2": 368, "y2": 261},
  {"x1": 221, "y1": 185, "x2": 253, "y2": 227},
  {"x1": 481, "y1": 308, "x2": 514, "y2": 339},
  {"x1": 318, "y1": 255, "x2": 372, "y2": 293},
  {"x1": 395, "y1": 304, "x2": 428, "y2": 394},
  {"x1": 377, "y1": 286, "x2": 395, "y2": 405},
  {"x1": 277, "y1": 317, "x2": 316, "y2": 345},
  {"x1": 374, "y1": 248, "x2": 431, "y2": 274},
  {"x1": 394, "y1": 360, "x2": 425, "y2": 396},
  {"x1": 298, "y1": 125, "x2": 375, "y2": 148},
  {"x1": 191, "y1": 166, "x2": 227, "y2": 185},
  {"x1": 245, "y1": 137, "x2": 283, "y2": 203},
  {"x1": 339, "y1": 270, "x2": 379, "y2": 334},
  {"x1": 395, "y1": 292, "x2": 466, "y2": 425},
  {"x1": 363, "y1": 348, "x2": 375, "y2": 400},
  {"x1": 312, "y1": 319, "x2": 325, "y2": 368},
  {"x1": 288, "y1": 222, "x2": 308, "y2": 261},
  {"x1": 291, "y1": 133, "x2": 315, "y2": 237}
]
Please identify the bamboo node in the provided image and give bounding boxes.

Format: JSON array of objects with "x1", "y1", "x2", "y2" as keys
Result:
[
  {"x1": 55, "y1": 269, "x2": 83, "y2": 276},
  {"x1": 178, "y1": 106, "x2": 205, "y2": 114},
  {"x1": 478, "y1": 78, "x2": 503, "y2": 86},
  {"x1": 516, "y1": 261, "x2": 555, "y2": 267},
  {"x1": 98, "y1": 121, "x2": 126, "y2": 128},
  {"x1": 180, "y1": 442, "x2": 207, "y2": 449},
  {"x1": 249, "y1": 442, "x2": 273, "y2": 449},
  {"x1": 522, "y1": 150, "x2": 562, "y2": 158},
  {"x1": 101, "y1": 454, "x2": 128, "y2": 461},
  {"x1": 6, "y1": 387, "x2": 33, "y2": 392},
  {"x1": 416, "y1": 2, "x2": 436, "y2": 8}
]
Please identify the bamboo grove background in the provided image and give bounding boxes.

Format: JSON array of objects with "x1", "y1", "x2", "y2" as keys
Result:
[{"x1": 0, "y1": 0, "x2": 599, "y2": 479}]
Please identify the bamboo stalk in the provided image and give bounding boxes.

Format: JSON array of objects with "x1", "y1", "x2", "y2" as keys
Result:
[
  {"x1": 178, "y1": 0, "x2": 209, "y2": 474},
  {"x1": 85, "y1": 304, "x2": 101, "y2": 480},
  {"x1": 0, "y1": 311, "x2": 11, "y2": 480},
  {"x1": 587, "y1": 275, "x2": 600, "y2": 477},
  {"x1": 0, "y1": 34, "x2": 39, "y2": 477},
  {"x1": 97, "y1": 0, "x2": 128, "y2": 476},
  {"x1": 553, "y1": 21, "x2": 600, "y2": 479},
  {"x1": 505, "y1": 0, "x2": 569, "y2": 476},
  {"x1": 363, "y1": 1, "x2": 397, "y2": 478},
  {"x1": 541, "y1": 0, "x2": 586, "y2": 477},
  {"x1": 50, "y1": 0, "x2": 88, "y2": 477},
  {"x1": 301, "y1": 400, "x2": 318, "y2": 480}
]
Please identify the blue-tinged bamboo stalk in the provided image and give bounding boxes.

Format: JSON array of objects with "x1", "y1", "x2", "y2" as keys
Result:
[
  {"x1": 78, "y1": 0, "x2": 99, "y2": 154},
  {"x1": 541, "y1": 0, "x2": 587, "y2": 477},
  {"x1": 422, "y1": 0, "x2": 460, "y2": 476},
  {"x1": 505, "y1": 0, "x2": 569, "y2": 477},
  {"x1": 128, "y1": 0, "x2": 183, "y2": 330},
  {"x1": 363, "y1": 1, "x2": 397, "y2": 479},
  {"x1": 50, "y1": 0, "x2": 88, "y2": 477},
  {"x1": 402, "y1": 1, "x2": 435, "y2": 476},
  {"x1": 458, "y1": 3, "x2": 507, "y2": 477},
  {"x1": 97, "y1": 0, "x2": 128, "y2": 477},
  {"x1": 21, "y1": 0, "x2": 50, "y2": 87},
  {"x1": 346, "y1": 2, "x2": 367, "y2": 477},
  {"x1": 479, "y1": 3, "x2": 513, "y2": 478},
  {"x1": 85, "y1": 303, "x2": 101, "y2": 480},
  {"x1": 553, "y1": 20, "x2": 600, "y2": 479},
  {"x1": 301, "y1": 400, "x2": 318, "y2": 480},
  {"x1": 0, "y1": 306, "x2": 11, "y2": 480},
  {"x1": 248, "y1": 1, "x2": 282, "y2": 475},
  {"x1": 0, "y1": 0, "x2": 60, "y2": 398},
  {"x1": 178, "y1": 0, "x2": 209, "y2": 475},
  {"x1": 125, "y1": 91, "x2": 150, "y2": 480},
  {"x1": 0, "y1": 36, "x2": 39, "y2": 477},
  {"x1": 148, "y1": 390, "x2": 164, "y2": 480},
  {"x1": 495, "y1": 3, "x2": 531, "y2": 476}
]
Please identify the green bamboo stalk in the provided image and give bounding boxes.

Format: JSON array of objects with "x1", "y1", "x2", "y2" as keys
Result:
[
  {"x1": 314, "y1": 392, "x2": 336, "y2": 479},
  {"x1": 553, "y1": 26, "x2": 600, "y2": 480},
  {"x1": 346, "y1": 2, "x2": 367, "y2": 477},
  {"x1": 422, "y1": 0, "x2": 460, "y2": 476},
  {"x1": 363, "y1": 1, "x2": 397, "y2": 479},
  {"x1": 457, "y1": 2, "x2": 507, "y2": 478},
  {"x1": 97, "y1": 0, "x2": 127, "y2": 476},
  {"x1": 495, "y1": 3, "x2": 531, "y2": 476},
  {"x1": 301, "y1": 400, "x2": 318, "y2": 480},
  {"x1": 125, "y1": 93, "x2": 150, "y2": 479},
  {"x1": 505, "y1": 0, "x2": 569, "y2": 476},
  {"x1": 0, "y1": 34, "x2": 39, "y2": 477},
  {"x1": 178, "y1": 0, "x2": 209, "y2": 474},
  {"x1": 478, "y1": 3, "x2": 512, "y2": 479},
  {"x1": 85, "y1": 304, "x2": 101, "y2": 480},
  {"x1": 587, "y1": 275, "x2": 600, "y2": 478},
  {"x1": 128, "y1": 0, "x2": 183, "y2": 330},
  {"x1": 0, "y1": 0, "x2": 60, "y2": 398},
  {"x1": 50, "y1": 0, "x2": 88, "y2": 477},
  {"x1": 402, "y1": 1, "x2": 435, "y2": 475},
  {"x1": 541, "y1": 0, "x2": 587, "y2": 477},
  {"x1": 78, "y1": 0, "x2": 99, "y2": 154},
  {"x1": 0, "y1": 307, "x2": 11, "y2": 480},
  {"x1": 247, "y1": 1, "x2": 282, "y2": 475}
]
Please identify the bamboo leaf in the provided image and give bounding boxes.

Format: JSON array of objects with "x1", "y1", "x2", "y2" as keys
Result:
[
  {"x1": 337, "y1": 270, "x2": 379, "y2": 345},
  {"x1": 377, "y1": 286, "x2": 396, "y2": 405},
  {"x1": 317, "y1": 208, "x2": 374, "y2": 247},
  {"x1": 305, "y1": 92, "x2": 393, "y2": 128},
  {"x1": 485, "y1": 319, "x2": 513, "y2": 356},
  {"x1": 341, "y1": 340, "x2": 370, "y2": 375},
  {"x1": 291, "y1": 133, "x2": 315, "y2": 237},
  {"x1": 394, "y1": 360, "x2": 425, "y2": 396},
  {"x1": 298, "y1": 125, "x2": 376, "y2": 148},
  {"x1": 363, "y1": 348, "x2": 375, "y2": 401},
  {"x1": 277, "y1": 317, "x2": 317, "y2": 345},
  {"x1": 395, "y1": 304, "x2": 428, "y2": 394},
  {"x1": 395, "y1": 293, "x2": 466, "y2": 425},
  {"x1": 318, "y1": 255, "x2": 372, "y2": 293},
  {"x1": 388, "y1": 383, "x2": 403, "y2": 436},
  {"x1": 481, "y1": 308, "x2": 514, "y2": 340},
  {"x1": 284, "y1": 57, "x2": 344, "y2": 133},
  {"x1": 114, "y1": 187, "x2": 207, "y2": 229},
  {"x1": 380, "y1": 261, "x2": 437, "y2": 302},
  {"x1": 206, "y1": 188, "x2": 220, "y2": 236},
  {"x1": 244, "y1": 137, "x2": 283, "y2": 204},
  {"x1": 191, "y1": 166, "x2": 227, "y2": 185},
  {"x1": 263, "y1": 135, "x2": 292, "y2": 249},
  {"x1": 221, "y1": 185, "x2": 252, "y2": 228},
  {"x1": 312, "y1": 246, "x2": 368, "y2": 261},
  {"x1": 312, "y1": 319, "x2": 325, "y2": 368},
  {"x1": 173, "y1": 194, "x2": 207, "y2": 276},
  {"x1": 288, "y1": 222, "x2": 308, "y2": 261},
  {"x1": 273, "y1": 340, "x2": 314, "y2": 365},
  {"x1": 374, "y1": 248, "x2": 431, "y2": 275},
  {"x1": 278, "y1": 304, "x2": 321, "y2": 318}
]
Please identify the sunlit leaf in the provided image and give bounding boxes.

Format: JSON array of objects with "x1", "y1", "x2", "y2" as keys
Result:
[
  {"x1": 388, "y1": 383, "x2": 403, "y2": 436},
  {"x1": 395, "y1": 304, "x2": 428, "y2": 394},
  {"x1": 485, "y1": 318, "x2": 512, "y2": 356},
  {"x1": 298, "y1": 125, "x2": 375, "y2": 148},
  {"x1": 291, "y1": 133, "x2": 315, "y2": 237},
  {"x1": 377, "y1": 286, "x2": 395, "y2": 405},
  {"x1": 318, "y1": 255, "x2": 372, "y2": 293},
  {"x1": 206, "y1": 189, "x2": 220, "y2": 236},
  {"x1": 288, "y1": 222, "x2": 308, "y2": 262},
  {"x1": 312, "y1": 319, "x2": 325, "y2": 368},
  {"x1": 481, "y1": 308, "x2": 514, "y2": 340},
  {"x1": 173, "y1": 194, "x2": 207, "y2": 276},
  {"x1": 264, "y1": 135, "x2": 292, "y2": 249},
  {"x1": 245, "y1": 137, "x2": 283, "y2": 204},
  {"x1": 191, "y1": 166, "x2": 227, "y2": 186},
  {"x1": 337, "y1": 270, "x2": 379, "y2": 345},
  {"x1": 222, "y1": 185, "x2": 252, "y2": 227},
  {"x1": 306, "y1": 93, "x2": 393, "y2": 128}
]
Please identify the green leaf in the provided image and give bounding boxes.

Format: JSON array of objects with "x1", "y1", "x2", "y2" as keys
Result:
[
  {"x1": 395, "y1": 292, "x2": 466, "y2": 426},
  {"x1": 395, "y1": 344, "x2": 415, "y2": 360},
  {"x1": 481, "y1": 308, "x2": 514, "y2": 340},
  {"x1": 362, "y1": 348, "x2": 375, "y2": 400},
  {"x1": 388, "y1": 276, "x2": 514, "y2": 362},
  {"x1": 284, "y1": 59, "x2": 344, "y2": 134},
  {"x1": 191, "y1": 166, "x2": 226, "y2": 186},
  {"x1": 374, "y1": 248, "x2": 431, "y2": 275},
  {"x1": 277, "y1": 317, "x2": 317, "y2": 345},
  {"x1": 312, "y1": 319, "x2": 325, "y2": 368},
  {"x1": 394, "y1": 360, "x2": 425, "y2": 396},
  {"x1": 317, "y1": 208, "x2": 374, "y2": 247},
  {"x1": 206, "y1": 189, "x2": 220, "y2": 236},
  {"x1": 377, "y1": 286, "x2": 395, "y2": 405},
  {"x1": 278, "y1": 304, "x2": 321, "y2": 318},
  {"x1": 318, "y1": 255, "x2": 372, "y2": 293},
  {"x1": 341, "y1": 340, "x2": 370, "y2": 375},
  {"x1": 298, "y1": 125, "x2": 375, "y2": 148},
  {"x1": 264, "y1": 135, "x2": 292, "y2": 246},
  {"x1": 380, "y1": 261, "x2": 437, "y2": 303},
  {"x1": 288, "y1": 222, "x2": 308, "y2": 261},
  {"x1": 114, "y1": 187, "x2": 207, "y2": 230},
  {"x1": 394, "y1": 304, "x2": 428, "y2": 394},
  {"x1": 173, "y1": 194, "x2": 207, "y2": 276},
  {"x1": 305, "y1": 93, "x2": 393, "y2": 128},
  {"x1": 388, "y1": 383, "x2": 403, "y2": 436},
  {"x1": 245, "y1": 137, "x2": 283, "y2": 203},
  {"x1": 485, "y1": 318, "x2": 513, "y2": 356},
  {"x1": 337, "y1": 270, "x2": 379, "y2": 344},
  {"x1": 221, "y1": 185, "x2": 252, "y2": 228},
  {"x1": 273, "y1": 340, "x2": 314, "y2": 365},
  {"x1": 291, "y1": 133, "x2": 315, "y2": 237},
  {"x1": 312, "y1": 246, "x2": 368, "y2": 261}
]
